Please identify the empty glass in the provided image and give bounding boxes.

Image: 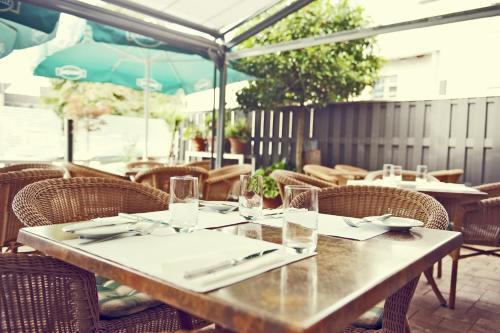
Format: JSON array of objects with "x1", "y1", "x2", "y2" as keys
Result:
[
  {"x1": 382, "y1": 164, "x2": 393, "y2": 180},
  {"x1": 392, "y1": 165, "x2": 403, "y2": 182},
  {"x1": 416, "y1": 165, "x2": 428, "y2": 183},
  {"x1": 239, "y1": 174, "x2": 263, "y2": 221},
  {"x1": 282, "y1": 185, "x2": 318, "y2": 254},
  {"x1": 169, "y1": 176, "x2": 199, "y2": 232}
]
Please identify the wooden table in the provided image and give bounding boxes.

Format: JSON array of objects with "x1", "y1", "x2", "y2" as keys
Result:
[{"x1": 19, "y1": 223, "x2": 462, "y2": 333}]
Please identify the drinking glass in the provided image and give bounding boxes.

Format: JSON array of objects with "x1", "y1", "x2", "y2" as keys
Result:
[
  {"x1": 169, "y1": 176, "x2": 199, "y2": 232},
  {"x1": 282, "y1": 185, "x2": 318, "y2": 254},
  {"x1": 415, "y1": 165, "x2": 428, "y2": 183},
  {"x1": 393, "y1": 165, "x2": 403, "y2": 182},
  {"x1": 382, "y1": 164, "x2": 393, "y2": 181},
  {"x1": 239, "y1": 174, "x2": 263, "y2": 221}
]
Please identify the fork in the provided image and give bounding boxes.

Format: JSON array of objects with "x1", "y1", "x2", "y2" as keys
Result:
[
  {"x1": 343, "y1": 214, "x2": 392, "y2": 228},
  {"x1": 79, "y1": 220, "x2": 160, "y2": 245}
]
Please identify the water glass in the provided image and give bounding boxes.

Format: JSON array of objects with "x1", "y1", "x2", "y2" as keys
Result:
[
  {"x1": 239, "y1": 174, "x2": 263, "y2": 221},
  {"x1": 416, "y1": 165, "x2": 428, "y2": 183},
  {"x1": 282, "y1": 185, "x2": 318, "y2": 254},
  {"x1": 382, "y1": 164, "x2": 393, "y2": 180},
  {"x1": 169, "y1": 176, "x2": 199, "y2": 232},
  {"x1": 393, "y1": 165, "x2": 403, "y2": 182}
]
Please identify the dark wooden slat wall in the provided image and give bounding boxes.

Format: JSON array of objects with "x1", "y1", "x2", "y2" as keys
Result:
[{"x1": 185, "y1": 97, "x2": 500, "y2": 185}]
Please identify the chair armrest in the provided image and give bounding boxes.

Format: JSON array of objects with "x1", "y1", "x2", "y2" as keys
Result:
[
  {"x1": 475, "y1": 182, "x2": 500, "y2": 198},
  {"x1": 0, "y1": 254, "x2": 100, "y2": 332}
]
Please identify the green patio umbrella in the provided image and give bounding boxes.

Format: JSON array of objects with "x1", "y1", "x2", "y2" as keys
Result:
[
  {"x1": 0, "y1": 2, "x2": 59, "y2": 59},
  {"x1": 34, "y1": 34, "x2": 252, "y2": 159}
]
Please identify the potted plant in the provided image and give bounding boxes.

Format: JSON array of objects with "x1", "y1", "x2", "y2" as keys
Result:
[
  {"x1": 182, "y1": 121, "x2": 206, "y2": 151},
  {"x1": 225, "y1": 119, "x2": 250, "y2": 154},
  {"x1": 255, "y1": 159, "x2": 287, "y2": 208}
]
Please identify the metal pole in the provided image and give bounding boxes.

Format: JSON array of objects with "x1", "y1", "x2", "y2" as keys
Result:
[
  {"x1": 143, "y1": 55, "x2": 151, "y2": 160},
  {"x1": 211, "y1": 65, "x2": 217, "y2": 169},
  {"x1": 215, "y1": 55, "x2": 227, "y2": 168},
  {"x1": 65, "y1": 118, "x2": 74, "y2": 162}
]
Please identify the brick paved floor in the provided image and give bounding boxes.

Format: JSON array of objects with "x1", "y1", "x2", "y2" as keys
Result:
[{"x1": 409, "y1": 249, "x2": 500, "y2": 333}]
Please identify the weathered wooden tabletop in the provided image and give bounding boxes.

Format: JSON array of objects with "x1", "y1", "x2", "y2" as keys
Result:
[{"x1": 18, "y1": 223, "x2": 462, "y2": 333}]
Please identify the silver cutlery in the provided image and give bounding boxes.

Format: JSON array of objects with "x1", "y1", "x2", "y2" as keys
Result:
[
  {"x1": 80, "y1": 217, "x2": 161, "y2": 245},
  {"x1": 118, "y1": 213, "x2": 182, "y2": 232},
  {"x1": 343, "y1": 213, "x2": 392, "y2": 228},
  {"x1": 183, "y1": 248, "x2": 279, "y2": 279}
]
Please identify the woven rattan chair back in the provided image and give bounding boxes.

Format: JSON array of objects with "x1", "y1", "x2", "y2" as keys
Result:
[
  {"x1": 204, "y1": 164, "x2": 252, "y2": 200},
  {"x1": 0, "y1": 169, "x2": 64, "y2": 250},
  {"x1": 270, "y1": 170, "x2": 336, "y2": 201},
  {"x1": 184, "y1": 160, "x2": 211, "y2": 170},
  {"x1": 303, "y1": 165, "x2": 339, "y2": 184},
  {"x1": 134, "y1": 166, "x2": 208, "y2": 195},
  {"x1": 428, "y1": 169, "x2": 463, "y2": 183},
  {"x1": 365, "y1": 169, "x2": 439, "y2": 182},
  {"x1": 12, "y1": 177, "x2": 168, "y2": 227},
  {"x1": 63, "y1": 162, "x2": 129, "y2": 180},
  {"x1": 0, "y1": 253, "x2": 99, "y2": 332},
  {"x1": 334, "y1": 164, "x2": 368, "y2": 178},
  {"x1": 0, "y1": 163, "x2": 62, "y2": 173},
  {"x1": 312, "y1": 186, "x2": 448, "y2": 332},
  {"x1": 126, "y1": 160, "x2": 164, "y2": 170}
]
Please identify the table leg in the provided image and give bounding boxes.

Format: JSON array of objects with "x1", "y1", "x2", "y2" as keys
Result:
[
  {"x1": 437, "y1": 259, "x2": 442, "y2": 278},
  {"x1": 424, "y1": 267, "x2": 447, "y2": 306},
  {"x1": 449, "y1": 249, "x2": 460, "y2": 309}
]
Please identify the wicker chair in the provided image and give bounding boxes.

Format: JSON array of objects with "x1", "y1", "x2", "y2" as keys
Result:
[
  {"x1": 304, "y1": 164, "x2": 370, "y2": 185},
  {"x1": 448, "y1": 182, "x2": 500, "y2": 309},
  {"x1": 134, "y1": 166, "x2": 208, "y2": 195},
  {"x1": 184, "y1": 160, "x2": 211, "y2": 170},
  {"x1": 428, "y1": 169, "x2": 463, "y2": 183},
  {"x1": 306, "y1": 186, "x2": 448, "y2": 332},
  {"x1": 203, "y1": 164, "x2": 252, "y2": 201},
  {"x1": 0, "y1": 163, "x2": 62, "y2": 173},
  {"x1": 0, "y1": 169, "x2": 64, "y2": 252},
  {"x1": 334, "y1": 164, "x2": 369, "y2": 178},
  {"x1": 64, "y1": 162, "x2": 129, "y2": 181},
  {"x1": 365, "y1": 169, "x2": 439, "y2": 182},
  {"x1": 126, "y1": 160, "x2": 165, "y2": 170},
  {"x1": 270, "y1": 169, "x2": 336, "y2": 201},
  {"x1": 11, "y1": 177, "x2": 205, "y2": 332}
]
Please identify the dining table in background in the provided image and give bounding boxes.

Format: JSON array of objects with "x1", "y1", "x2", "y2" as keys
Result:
[
  {"x1": 347, "y1": 179, "x2": 487, "y2": 308},
  {"x1": 18, "y1": 220, "x2": 462, "y2": 333}
]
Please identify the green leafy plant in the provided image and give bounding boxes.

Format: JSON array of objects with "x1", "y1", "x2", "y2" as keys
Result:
[
  {"x1": 234, "y1": 0, "x2": 382, "y2": 170},
  {"x1": 182, "y1": 121, "x2": 204, "y2": 140},
  {"x1": 255, "y1": 159, "x2": 287, "y2": 199},
  {"x1": 225, "y1": 119, "x2": 250, "y2": 141}
]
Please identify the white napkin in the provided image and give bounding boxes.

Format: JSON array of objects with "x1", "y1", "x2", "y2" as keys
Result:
[
  {"x1": 63, "y1": 229, "x2": 313, "y2": 292},
  {"x1": 347, "y1": 179, "x2": 481, "y2": 194},
  {"x1": 256, "y1": 213, "x2": 388, "y2": 241}
]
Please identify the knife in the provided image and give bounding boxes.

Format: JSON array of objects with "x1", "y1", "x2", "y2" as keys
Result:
[{"x1": 183, "y1": 248, "x2": 279, "y2": 280}]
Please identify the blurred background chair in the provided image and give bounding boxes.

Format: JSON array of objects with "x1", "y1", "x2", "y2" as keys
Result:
[
  {"x1": 334, "y1": 164, "x2": 368, "y2": 179},
  {"x1": 304, "y1": 164, "x2": 369, "y2": 185},
  {"x1": 184, "y1": 160, "x2": 211, "y2": 171},
  {"x1": 135, "y1": 166, "x2": 208, "y2": 195},
  {"x1": 0, "y1": 169, "x2": 64, "y2": 252},
  {"x1": 428, "y1": 169, "x2": 463, "y2": 183},
  {"x1": 270, "y1": 169, "x2": 335, "y2": 201},
  {"x1": 314, "y1": 186, "x2": 448, "y2": 332},
  {"x1": 126, "y1": 160, "x2": 164, "y2": 170},
  {"x1": 64, "y1": 162, "x2": 129, "y2": 181},
  {"x1": 12, "y1": 177, "x2": 206, "y2": 332},
  {"x1": 0, "y1": 163, "x2": 62, "y2": 173},
  {"x1": 448, "y1": 182, "x2": 500, "y2": 308},
  {"x1": 203, "y1": 164, "x2": 251, "y2": 201}
]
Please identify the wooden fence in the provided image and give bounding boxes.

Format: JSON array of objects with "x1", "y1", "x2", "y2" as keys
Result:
[{"x1": 183, "y1": 97, "x2": 500, "y2": 185}]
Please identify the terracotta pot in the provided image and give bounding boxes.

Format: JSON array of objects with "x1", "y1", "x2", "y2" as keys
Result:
[
  {"x1": 263, "y1": 196, "x2": 282, "y2": 209},
  {"x1": 191, "y1": 137, "x2": 206, "y2": 151},
  {"x1": 228, "y1": 138, "x2": 247, "y2": 154},
  {"x1": 206, "y1": 136, "x2": 217, "y2": 152}
]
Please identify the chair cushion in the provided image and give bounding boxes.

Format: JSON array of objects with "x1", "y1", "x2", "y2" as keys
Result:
[
  {"x1": 96, "y1": 276, "x2": 162, "y2": 318},
  {"x1": 352, "y1": 301, "x2": 384, "y2": 330}
]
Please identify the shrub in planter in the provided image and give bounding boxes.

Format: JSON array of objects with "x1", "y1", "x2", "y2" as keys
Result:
[
  {"x1": 255, "y1": 159, "x2": 287, "y2": 208},
  {"x1": 183, "y1": 123, "x2": 206, "y2": 151},
  {"x1": 225, "y1": 119, "x2": 250, "y2": 154}
]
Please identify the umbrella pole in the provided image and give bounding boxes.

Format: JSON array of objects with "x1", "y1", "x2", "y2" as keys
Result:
[{"x1": 143, "y1": 55, "x2": 151, "y2": 161}]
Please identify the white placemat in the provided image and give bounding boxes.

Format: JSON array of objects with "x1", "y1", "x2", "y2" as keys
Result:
[
  {"x1": 64, "y1": 229, "x2": 313, "y2": 293},
  {"x1": 346, "y1": 179, "x2": 481, "y2": 194},
  {"x1": 256, "y1": 213, "x2": 389, "y2": 241},
  {"x1": 63, "y1": 209, "x2": 246, "y2": 233}
]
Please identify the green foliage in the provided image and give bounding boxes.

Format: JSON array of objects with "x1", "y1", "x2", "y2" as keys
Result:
[
  {"x1": 225, "y1": 119, "x2": 250, "y2": 141},
  {"x1": 234, "y1": 0, "x2": 382, "y2": 110},
  {"x1": 182, "y1": 121, "x2": 204, "y2": 140},
  {"x1": 254, "y1": 159, "x2": 288, "y2": 199}
]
